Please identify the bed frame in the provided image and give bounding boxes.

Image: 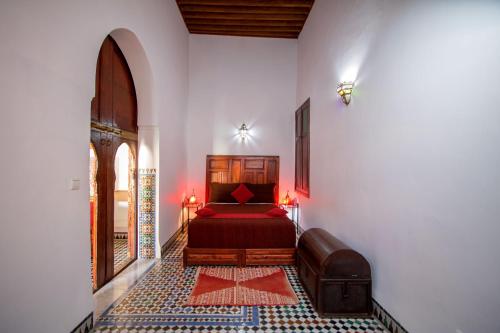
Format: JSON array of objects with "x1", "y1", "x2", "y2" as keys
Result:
[{"x1": 183, "y1": 155, "x2": 296, "y2": 267}]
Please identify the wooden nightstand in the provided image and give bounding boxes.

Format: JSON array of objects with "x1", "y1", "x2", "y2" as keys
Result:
[{"x1": 181, "y1": 201, "x2": 203, "y2": 232}]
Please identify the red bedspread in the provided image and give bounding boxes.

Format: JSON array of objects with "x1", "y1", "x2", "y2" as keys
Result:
[{"x1": 187, "y1": 204, "x2": 296, "y2": 249}]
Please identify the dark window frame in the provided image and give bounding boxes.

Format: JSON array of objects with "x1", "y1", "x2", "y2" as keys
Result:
[{"x1": 295, "y1": 98, "x2": 310, "y2": 197}]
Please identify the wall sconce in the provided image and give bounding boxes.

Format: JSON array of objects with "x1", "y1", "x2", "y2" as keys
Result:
[
  {"x1": 239, "y1": 123, "x2": 248, "y2": 140},
  {"x1": 337, "y1": 81, "x2": 354, "y2": 105}
]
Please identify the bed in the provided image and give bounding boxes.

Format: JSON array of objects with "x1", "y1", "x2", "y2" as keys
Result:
[{"x1": 183, "y1": 155, "x2": 296, "y2": 267}]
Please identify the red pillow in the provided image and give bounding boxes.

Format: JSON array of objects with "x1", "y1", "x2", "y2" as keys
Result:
[
  {"x1": 231, "y1": 183, "x2": 254, "y2": 204},
  {"x1": 195, "y1": 207, "x2": 216, "y2": 217},
  {"x1": 266, "y1": 207, "x2": 288, "y2": 217}
]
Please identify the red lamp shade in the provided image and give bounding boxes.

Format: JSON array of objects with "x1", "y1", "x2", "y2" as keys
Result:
[{"x1": 188, "y1": 189, "x2": 197, "y2": 204}]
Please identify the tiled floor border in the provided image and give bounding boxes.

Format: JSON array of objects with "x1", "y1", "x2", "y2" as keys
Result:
[
  {"x1": 372, "y1": 299, "x2": 409, "y2": 333},
  {"x1": 70, "y1": 312, "x2": 93, "y2": 333},
  {"x1": 161, "y1": 226, "x2": 184, "y2": 257},
  {"x1": 96, "y1": 260, "x2": 159, "y2": 321}
]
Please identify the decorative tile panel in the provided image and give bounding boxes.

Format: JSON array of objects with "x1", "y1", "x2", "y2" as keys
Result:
[{"x1": 138, "y1": 169, "x2": 156, "y2": 259}]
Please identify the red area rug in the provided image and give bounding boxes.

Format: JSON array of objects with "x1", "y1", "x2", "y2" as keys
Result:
[{"x1": 186, "y1": 267, "x2": 298, "y2": 306}]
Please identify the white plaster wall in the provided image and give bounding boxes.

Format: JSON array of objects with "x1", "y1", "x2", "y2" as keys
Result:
[
  {"x1": 186, "y1": 35, "x2": 297, "y2": 201},
  {"x1": 0, "y1": 1, "x2": 188, "y2": 332},
  {"x1": 153, "y1": 15, "x2": 189, "y2": 247},
  {"x1": 113, "y1": 201, "x2": 128, "y2": 234},
  {"x1": 297, "y1": 1, "x2": 500, "y2": 332}
]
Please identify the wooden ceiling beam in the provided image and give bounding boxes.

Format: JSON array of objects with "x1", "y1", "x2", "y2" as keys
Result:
[
  {"x1": 190, "y1": 30, "x2": 298, "y2": 39},
  {"x1": 185, "y1": 18, "x2": 304, "y2": 27},
  {"x1": 176, "y1": 0, "x2": 314, "y2": 39},
  {"x1": 179, "y1": 5, "x2": 309, "y2": 15},
  {"x1": 183, "y1": 12, "x2": 307, "y2": 21},
  {"x1": 177, "y1": 0, "x2": 313, "y2": 8},
  {"x1": 188, "y1": 24, "x2": 301, "y2": 33}
]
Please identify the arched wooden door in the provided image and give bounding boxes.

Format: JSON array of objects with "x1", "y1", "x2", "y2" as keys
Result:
[{"x1": 90, "y1": 35, "x2": 138, "y2": 289}]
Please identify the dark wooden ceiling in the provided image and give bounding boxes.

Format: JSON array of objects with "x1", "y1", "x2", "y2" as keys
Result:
[{"x1": 176, "y1": 0, "x2": 314, "y2": 39}]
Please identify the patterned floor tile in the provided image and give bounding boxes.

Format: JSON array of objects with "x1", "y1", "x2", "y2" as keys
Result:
[
  {"x1": 91, "y1": 238, "x2": 133, "y2": 288},
  {"x1": 94, "y1": 232, "x2": 389, "y2": 333},
  {"x1": 114, "y1": 238, "x2": 131, "y2": 274}
]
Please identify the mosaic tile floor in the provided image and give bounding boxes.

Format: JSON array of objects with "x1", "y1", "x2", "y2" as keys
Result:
[
  {"x1": 114, "y1": 238, "x2": 132, "y2": 274},
  {"x1": 94, "y1": 232, "x2": 389, "y2": 333},
  {"x1": 91, "y1": 238, "x2": 132, "y2": 289}
]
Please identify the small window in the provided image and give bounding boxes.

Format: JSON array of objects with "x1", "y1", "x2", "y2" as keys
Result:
[{"x1": 295, "y1": 98, "x2": 310, "y2": 197}]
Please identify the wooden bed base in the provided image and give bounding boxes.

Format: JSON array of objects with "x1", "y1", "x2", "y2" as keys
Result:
[{"x1": 183, "y1": 247, "x2": 296, "y2": 267}]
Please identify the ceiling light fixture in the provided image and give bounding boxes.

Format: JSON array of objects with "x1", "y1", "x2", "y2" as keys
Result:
[{"x1": 239, "y1": 123, "x2": 248, "y2": 140}]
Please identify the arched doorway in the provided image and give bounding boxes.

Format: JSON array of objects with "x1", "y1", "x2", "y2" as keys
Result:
[
  {"x1": 90, "y1": 35, "x2": 138, "y2": 290},
  {"x1": 113, "y1": 142, "x2": 136, "y2": 273}
]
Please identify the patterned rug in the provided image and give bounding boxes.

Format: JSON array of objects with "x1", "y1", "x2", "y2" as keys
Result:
[{"x1": 187, "y1": 267, "x2": 298, "y2": 306}]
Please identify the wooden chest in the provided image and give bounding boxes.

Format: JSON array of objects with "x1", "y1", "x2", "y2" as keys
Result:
[{"x1": 297, "y1": 228, "x2": 372, "y2": 317}]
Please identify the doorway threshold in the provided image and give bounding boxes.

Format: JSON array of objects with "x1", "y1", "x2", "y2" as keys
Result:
[{"x1": 93, "y1": 258, "x2": 158, "y2": 319}]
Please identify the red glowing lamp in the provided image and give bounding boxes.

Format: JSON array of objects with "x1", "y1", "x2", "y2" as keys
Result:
[
  {"x1": 282, "y1": 190, "x2": 292, "y2": 206},
  {"x1": 188, "y1": 189, "x2": 197, "y2": 204}
]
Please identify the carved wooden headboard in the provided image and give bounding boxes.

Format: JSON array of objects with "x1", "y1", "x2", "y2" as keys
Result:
[{"x1": 206, "y1": 155, "x2": 280, "y2": 202}]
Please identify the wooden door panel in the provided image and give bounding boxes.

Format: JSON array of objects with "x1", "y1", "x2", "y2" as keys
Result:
[
  {"x1": 295, "y1": 99, "x2": 310, "y2": 197},
  {"x1": 111, "y1": 41, "x2": 137, "y2": 132},
  {"x1": 209, "y1": 159, "x2": 229, "y2": 170},
  {"x1": 302, "y1": 135, "x2": 310, "y2": 191},
  {"x1": 244, "y1": 159, "x2": 264, "y2": 169},
  {"x1": 96, "y1": 39, "x2": 114, "y2": 126},
  {"x1": 295, "y1": 139, "x2": 303, "y2": 190},
  {"x1": 94, "y1": 36, "x2": 137, "y2": 133},
  {"x1": 267, "y1": 160, "x2": 277, "y2": 183},
  {"x1": 92, "y1": 35, "x2": 138, "y2": 289},
  {"x1": 210, "y1": 171, "x2": 228, "y2": 183},
  {"x1": 243, "y1": 172, "x2": 255, "y2": 183},
  {"x1": 102, "y1": 134, "x2": 116, "y2": 283},
  {"x1": 230, "y1": 159, "x2": 241, "y2": 183},
  {"x1": 255, "y1": 172, "x2": 265, "y2": 184},
  {"x1": 91, "y1": 130, "x2": 108, "y2": 288}
]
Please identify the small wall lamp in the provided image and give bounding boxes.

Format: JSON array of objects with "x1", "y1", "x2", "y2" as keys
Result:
[
  {"x1": 239, "y1": 123, "x2": 248, "y2": 140},
  {"x1": 337, "y1": 81, "x2": 354, "y2": 105}
]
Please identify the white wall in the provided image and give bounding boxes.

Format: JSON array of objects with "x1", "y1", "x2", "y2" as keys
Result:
[
  {"x1": 0, "y1": 1, "x2": 188, "y2": 332},
  {"x1": 186, "y1": 35, "x2": 297, "y2": 200},
  {"x1": 113, "y1": 201, "x2": 128, "y2": 234},
  {"x1": 297, "y1": 1, "x2": 500, "y2": 332}
]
